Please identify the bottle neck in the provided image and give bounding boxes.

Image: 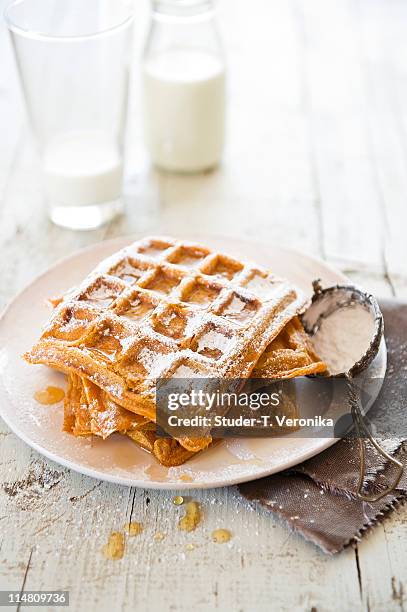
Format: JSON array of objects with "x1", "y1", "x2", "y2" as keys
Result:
[
  {"x1": 145, "y1": 0, "x2": 223, "y2": 60},
  {"x1": 152, "y1": 0, "x2": 215, "y2": 19}
]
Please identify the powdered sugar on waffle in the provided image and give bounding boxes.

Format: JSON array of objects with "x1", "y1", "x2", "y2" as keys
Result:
[
  {"x1": 138, "y1": 346, "x2": 173, "y2": 378},
  {"x1": 25, "y1": 236, "x2": 307, "y2": 437},
  {"x1": 225, "y1": 295, "x2": 247, "y2": 315},
  {"x1": 197, "y1": 329, "x2": 233, "y2": 356}
]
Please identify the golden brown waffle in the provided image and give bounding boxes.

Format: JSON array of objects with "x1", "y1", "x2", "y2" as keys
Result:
[
  {"x1": 65, "y1": 373, "x2": 197, "y2": 466},
  {"x1": 126, "y1": 428, "x2": 197, "y2": 467},
  {"x1": 64, "y1": 374, "x2": 149, "y2": 439},
  {"x1": 252, "y1": 316, "x2": 327, "y2": 379},
  {"x1": 25, "y1": 236, "x2": 306, "y2": 452},
  {"x1": 64, "y1": 316, "x2": 326, "y2": 465}
]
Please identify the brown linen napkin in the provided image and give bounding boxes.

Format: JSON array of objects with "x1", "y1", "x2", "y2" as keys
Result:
[{"x1": 238, "y1": 299, "x2": 407, "y2": 554}]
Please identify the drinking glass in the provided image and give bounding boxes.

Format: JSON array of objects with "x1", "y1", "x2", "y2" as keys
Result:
[{"x1": 4, "y1": 0, "x2": 134, "y2": 230}]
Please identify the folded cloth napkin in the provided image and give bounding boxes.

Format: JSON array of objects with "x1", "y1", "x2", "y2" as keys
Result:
[{"x1": 238, "y1": 299, "x2": 407, "y2": 554}]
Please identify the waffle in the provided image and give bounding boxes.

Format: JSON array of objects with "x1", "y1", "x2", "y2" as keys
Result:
[
  {"x1": 63, "y1": 316, "x2": 326, "y2": 465},
  {"x1": 64, "y1": 374, "x2": 195, "y2": 466},
  {"x1": 25, "y1": 236, "x2": 307, "y2": 452},
  {"x1": 63, "y1": 373, "x2": 149, "y2": 438},
  {"x1": 252, "y1": 316, "x2": 326, "y2": 379}
]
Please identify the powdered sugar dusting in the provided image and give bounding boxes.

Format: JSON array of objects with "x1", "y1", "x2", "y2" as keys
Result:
[
  {"x1": 246, "y1": 273, "x2": 281, "y2": 299},
  {"x1": 119, "y1": 337, "x2": 134, "y2": 352},
  {"x1": 197, "y1": 330, "x2": 232, "y2": 355},
  {"x1": 138, "y1": 347, "x2": 173, "y2": 377},
  {"x1": 225, "y1": 295, "x2": 246, "y2": 314},
  {"x1": 172, "y1": 364, "x2": 205, "y2": 378}
]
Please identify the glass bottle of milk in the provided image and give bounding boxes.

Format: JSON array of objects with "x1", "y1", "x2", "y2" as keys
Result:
[{"x1": 142, "y1": 0, "x2": 226, "y2": 173}]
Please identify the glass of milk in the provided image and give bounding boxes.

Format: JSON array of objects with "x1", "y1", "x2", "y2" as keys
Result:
[
  {"x1": 5, "y1": 0, "x2": 134, "y2": 230},
  {"x1": 142, "y1": 0, "x2": 226, "y2": 173}
]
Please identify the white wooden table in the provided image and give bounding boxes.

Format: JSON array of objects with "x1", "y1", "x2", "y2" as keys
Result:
[{"x1": 1, "y1": 1, "x2": 407, "y2": 610}]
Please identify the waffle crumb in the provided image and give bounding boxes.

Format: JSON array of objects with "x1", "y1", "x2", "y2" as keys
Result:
[
  {"x1": 212, "y1": 529, "x2": 232, "y2": 543},
  {"x1": 124, "y1": 521, "x2": 143, "y2": 536},
  {"x1": 154, "y1": 532, "x2": 166, "y2": 542},
  {"x1": 180, "y1": 475, "x2": 193, "y2": 482},
  {"x1": 102, "y1": 532, "x2": 125, "y2": 560},
  {"x1": 34, "y1": 386, "x2": 65, "y2": 405},
  {"x1": 173, "y1": 495, "x2": 184, "y2": 505},
  {"x1": 178, "y1": 501, "x2": 201, "y2": 532}
]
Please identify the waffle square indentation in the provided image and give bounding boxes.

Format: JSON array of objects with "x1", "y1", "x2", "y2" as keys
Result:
[
  {"x1": 203, "y1": 255, "x2": 243, "y2": 281},
  {"x1": 108, "y1": 258, "x2": 151, "y2": 284},
  {"x1": 244, "y1": 271, "x2": 282, "y2": 299},
  {"x1": 84, "y1": 322, "x2": 125, "y2": 363},
  {"x1": 47, "y1": 305, "x2": 98, "y2": 341},
  {"x1": 152, "y1": 305, "x2": 194, "y2": 340},
  {"x1": 192, "y1": 324, "x2": 235, "y2": 360},
  {"x1": 167, "y1": 245, "x2": 210, "y2": 269},
  {"x1": 119, "y1": 294, "x2": 156, "y2": 323},
  {"x1": 78, "y1": 278, "x2": 124, "y2": 309},
  {"x1": 220, "y1": 292, "x2": 260, "y2": 325},
  {"x1": 137, "y1": 239, "x2": 173, "y2": 259},
  {"x1": 143, "y1": 269, "x2": 182, "y2": 295},
  {"x1": 182, "y1": 279, "x2": 221, "y2": 307},
  {"x1": 118, "y1": 340, "x2": 174, "y2": 387},
  {"x1": 170, "y1": 361, "x2": 212, "y2": 379}
]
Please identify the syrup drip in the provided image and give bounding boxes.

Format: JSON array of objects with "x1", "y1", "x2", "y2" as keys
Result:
[
  {"x1": 173, "y1": 495, "x2": 184, "y2": 505},
  {"x1": 124, "y1": 521, "x2": 143, "y2": 536},
  {"x1": 212, "y1": 529, "x2": 232, "y2": 543},
  {"x1": 178, "y1": 501, "x2": 201, "y2": 532},
  {"x1": 102, "y1": 532, "x2": 125, "y2": 560},
  {"x1": 34, "y1": 386, "x2": 65, "y2": 405}
]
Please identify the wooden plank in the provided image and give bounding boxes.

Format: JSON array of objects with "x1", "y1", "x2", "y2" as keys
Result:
[
  {"x1": 294, "y1": 0, "x2": 385, "y2": 271},
  {"x1": 356, "y1": 525, "x2": 405, "y2": 612},
  {"x1": 356, "y1": 0, "x2": 407, "y2": 292},
  {"x1": 0, "y1": 467, "x2": 363, "y2": 612},
  {"x1": 351, "y1": 1, "x2": 407, "y2": 593}
]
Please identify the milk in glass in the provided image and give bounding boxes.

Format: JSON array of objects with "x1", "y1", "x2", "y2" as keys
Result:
[{"x1": 43, "y1": 132, "x2": 123, "y2": 207}]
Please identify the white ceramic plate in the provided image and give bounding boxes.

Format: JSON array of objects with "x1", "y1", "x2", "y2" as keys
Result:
[{"x1": 0, "y1": 235, "x2": 386, "y2": 489}]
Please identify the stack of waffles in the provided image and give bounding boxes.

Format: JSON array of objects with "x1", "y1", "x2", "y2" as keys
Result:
[{"x1": 25, "y1": 236, "x2": 326, "y2": 466}]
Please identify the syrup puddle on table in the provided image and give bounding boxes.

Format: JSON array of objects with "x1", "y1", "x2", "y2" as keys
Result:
[
  {"x1": 212, "y1": 528, "x2": 232, "y2": 543},
  {"x1": 178, "y1": 501, "x2": 202, "y2": 532}
]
